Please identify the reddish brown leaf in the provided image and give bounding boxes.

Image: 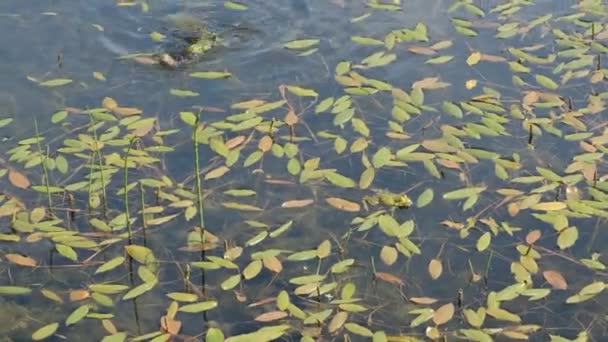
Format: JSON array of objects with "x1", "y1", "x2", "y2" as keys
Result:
[
  {"x1": 263, "y1": 256, "x2": 283, "y2": 273},
  {"x1": 160, "y1": 316, "x2": 182, "y2": 335},
  {"x1": 543, "y1": 270, "x2": 568, "y2": 290},
  {"x1": 69, "y1": 289, "x2": 90, "y2": 301},
  {"x1": 258, "y1": 135, "x2": 273, "y2": 152},
  {"x1": 254, "y1": 311, "x2": 288, "y2": 322},
  {"x1": 226, "y1": 135, "x2": 246, "y2": 149},
  {"x1": 374, "y1": 272, "x2": 404, "y2": 286},
  {"x1": 326, "y1": 197, "x2": 360, "y2": 212},
  {"x1": 433, "y1": 303, "x2": 455, "y2": 325},
  {"x1": 526, "y1": 230, "x2": 542, "y2": 245},
  {"x1": 5, "y1": 253, "x2": 37, "y2": 267},
  {"x1": 9, "y1": 169, "x2": 30, "y2": 189}
]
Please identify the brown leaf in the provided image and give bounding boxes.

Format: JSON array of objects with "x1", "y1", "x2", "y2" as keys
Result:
[
  {"x1": 326, "y1": 197, "x2": 360, "y2": 212},
  {"x1": 102, "y1": 97, "x2": 118, "y2": 111},
  {"x1": 5, "y1": 253, "x2": 37, "y2": 267},
  {"x1": 263, "y1": 256, "x2": 283, "y2": 273},
  {"x1": 407, "y1": 46, "x2": 437, "y2": 56},
  {"x1": 281, "y1": 199, "x2": 314, "y2": 208},
  {"x1": 412, "y1": 77, "x2": 450, "y2": 90},
  {"x1": 160, "y1": 315, "x2": 182, "y2": 335},
  {"x1": 9, "y1": 169, "x2": 30, "y2": 189},
  {"x1": 254, "y1": 310, "x2": 288, "y2": 322},
  {"x1": 247, "y1": 297, "x2": 275, "y2": 308},
  {"x1": 428, "y1": 258, "x2": 443, "y2": 280},
  {"x1": 433, "y1": 303, "x2": 455, "y2": 325},
  {"x1": 410, "y1": 297, "x2": 438, "y2": 305},
  {"x1": 374, "y1": 272, "x2": 404, "y2": 286},
  {"x1": 543, "y1": 270, "x2": 568, "y2": 290},
  {"x1": 258, "y1": 135, "x2": 273, "y2": 152},
  {"x1": 284, "y1": 110, "x2": 299, "y2": 126},
  {"x1": 226, "y1": 135, "x2": 246, "y2": 149},
  {"x1": 525, "y1": 230, "x2": 541, "y2": 245},
  {"x1": 69, "y1": 289, "x2": 91, "y2": 301},
  {"x1": 328, "y1": 311, "x2": 348, "y2": 333},
  {"x1": 479, "y1": 53, "x2": 507, "y2": 62}
]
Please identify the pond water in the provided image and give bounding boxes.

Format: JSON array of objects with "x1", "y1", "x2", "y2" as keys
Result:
[{"x1": 0, "y1": 0, "x2": 607, "y2": 341}]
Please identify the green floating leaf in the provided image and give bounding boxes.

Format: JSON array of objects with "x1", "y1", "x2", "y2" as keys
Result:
[
  {"x1": 224, "y1": 1, "x2": 247, "y2": 10},
  {"x1": 190, "y1": 71, "x2": 232, "y2": 79},
  {"x1": 39, "y1": 78, "x2": 73, "y2": 87},
  {"x1": 0, "y1": 286, "x2": 32, "y2": 295},
  {"x1": 285, "y1": 85, "x2": 318, "y2": 97},
  {"x1": 170, "y1": 89, "x2": 199, "y2": 97},
  {"x1": 416, "y1": 188, "x2": 434, "y2": 208},
  {"x1": 443, "y1": 186, "x2": 486, "y2": 200},
  {"x1": 95, "y1": 256, "x2": 126, "y2": 274},
  {"x1": 284, "y1": 39, "x2": 320, "y2": 50},
  {"x1": 66, "y1": 304, "x2": 90, "y2": 326},
  {"x1": 0, "y1": 118, "x2": 13, "y2": 128},
  {"x1": 32, "y1": 322, "x2": 59, "y2": 341},
  {"x1": 221, "y1": 274, "x2": 241, "y2": 290},
  {"x1": 477, "y1": 232, "x2": 491, "y2": 252},
  {"x1": 425, "y1": 55, "x2": 454, "y2": 64},
  {"x1": 344, "y1": 323, "x2": 373, "y2": 337},
  {"x1": 122, "y1": 280, "x2": 157, "y2": 300},
  {"x1": 179, "y1": 300, "x2": 219, "y2": 313},
  {"x1": 535, "y1": 74, "x2": 558, "y2": 90},
  {"x1": 206, "y1": 327, "x2": 225, "y2": 342}
]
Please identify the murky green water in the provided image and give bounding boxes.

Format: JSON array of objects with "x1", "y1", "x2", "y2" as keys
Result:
[{"x1": 1, "y1": 0, "x2": 607, "y2": 341}]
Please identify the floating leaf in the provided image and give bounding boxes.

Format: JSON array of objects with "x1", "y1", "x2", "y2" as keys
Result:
[
  {"x1": 284, "y1": 39, "x2": 319, "y2": 50},
  {"x1": 535, "y1": 74, "x2": 558, "y2": 90},
  {"x1": 557, "y1": 227, "x2": 578, "y2": 249},
  {"x1": 281, "y1": 199, "x2": 314, "y2": 208},
  {"x1": 179, "y1": 301, "x2": 218, "y2": 313},
  {"x1": 32, "y1": 322, "x2": 59, "y2": 340},
  {"x1": 9, "y1": 169, "x2": 30, "y2": 189},
  {"x1": 0, "y1": 286, "x2": 32, "y2": 295},
  {"x1": 543, "y1": 270, "x2": 568, "y2": 290},
  {"x1": 433, "y1": 303, "x2": 454, "y2": 325},
  {"x1": 326, "y1": 197, "x2": 360, "y2": 212},
  {"x1": 380, "y1": 246, "x2": 398, "y2": 266},
  {"x1": 466, "y1": 52, "x2": 481, "y2": 66},
  {"x1": 344, "y1": 323, "x2": 373, "y2": 337},
  {"x1": 426, "y1": 55, "x2": 454, "y2": 64},
  {"x1": 255, "y1": 311, "x2": 288, "y2": 322},
  {"x1": 428, "y1": 258, "x2": 443, "y2": 280},
  {"x1": 477, "y1": 232, "x2": 491, "y2": 252},
  {"x1": 39, "y1": 78, "x2": 73, "y2": 87},
  {"x1": 190, "y1": 71, "x2": 232, "y2": 79},
  {"x1": 416, "y1": 188, "x2": 434, "y2": 208},
  {"x1": 5, "y1": 253, "x2": 37, "y2": 267},
  {"x1": 66, "y1": 305, "x2": 90, "y2": 326},
  {"x1": 443, "y1": 186, "x2": 486, "y2": 200}
]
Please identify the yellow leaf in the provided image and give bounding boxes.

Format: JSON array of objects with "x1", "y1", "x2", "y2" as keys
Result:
[
  {"x1": 465, "y1": 79, "x2": 478, "y2": 90},
  {"x1": 466, "y1": 51, "x2": 482, "y2": 66}
]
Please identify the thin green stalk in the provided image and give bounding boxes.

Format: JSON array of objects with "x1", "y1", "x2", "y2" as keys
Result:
[
  {"x1": 194, "y1": 112, "x2": 206, "y2": 242},
  {"x1": 34, "y1": 120, "x2": 53, "y2": 213},
  {"x1": 87, "y1": 113, "x2": 108, "y2": 216},
  {"x1": 124, "y1": 137, "x2": 137, "y2": 244},
  {"x1": 139, "y1": 181, "x2": 147, "y2": 246}
]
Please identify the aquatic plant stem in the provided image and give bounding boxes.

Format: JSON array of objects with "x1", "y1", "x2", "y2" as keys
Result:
[
  {"x1": 124, "y1": 137, "x2": 137, "y2": 245},
  {"x1": 34, "y1": 119, "x2": 53, "y2": 214},
  {"x1": 194, "y1": 112, "x2": 206, "y2": 241}
]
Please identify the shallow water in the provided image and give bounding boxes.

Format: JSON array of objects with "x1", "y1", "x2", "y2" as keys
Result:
[{"x1": 0, "y1": 0, "x2": 607, "y2": 341}]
